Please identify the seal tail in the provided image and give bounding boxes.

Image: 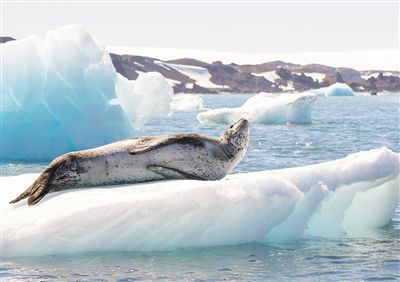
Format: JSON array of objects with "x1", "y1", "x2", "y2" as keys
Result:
[{"x1": 9, "y1": 168, "x2": 54, "y2": 205}]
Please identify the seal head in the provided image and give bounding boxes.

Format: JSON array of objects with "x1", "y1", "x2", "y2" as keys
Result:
[
  {"x1": 221, "y1": 118, "x2": 249, "y2": 149},
  {"x1": 220, "y1": 118, "x2": 249, "y2": 159}
]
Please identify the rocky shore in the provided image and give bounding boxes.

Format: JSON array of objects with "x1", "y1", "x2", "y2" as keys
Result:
[{"x1": 111, "y1": 54, "x2": 400, "y2": 94}]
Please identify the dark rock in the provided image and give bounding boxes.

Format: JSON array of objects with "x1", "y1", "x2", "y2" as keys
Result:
[
  {"x1": 337, "y1": 68, "x2": 362, "y2": 82},
  {"x1": 0, "y1": 36, "x2": 16, "y2": 44},
  {"x1": 293, "y1": 73, "x2": 319, "y2": 91},
  {"x1": 335, "y1": 72, "x2": 344, "y2": 83},
  {"x1": 276, "y1": 68, "x2": 293, "y2": 80}
]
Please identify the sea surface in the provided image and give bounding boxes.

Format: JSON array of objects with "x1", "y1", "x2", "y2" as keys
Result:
[{"x1": 1, "y1": 93, "x2": 399, "y2": 281}]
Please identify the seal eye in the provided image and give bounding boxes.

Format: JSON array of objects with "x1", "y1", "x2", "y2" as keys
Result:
[{"x1": 229, "y1": 125, "x2": 233, "y2": 129}]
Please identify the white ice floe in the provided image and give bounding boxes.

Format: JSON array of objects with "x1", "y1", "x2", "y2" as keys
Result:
[
  {"x1": 1, "y1": 147, "x2": 398, "y2": 256},
  {"x1": 1, "y1": 24, "x2": 173, "y2": 161},
  {"x1": 165, "y1": 63, "x2": 227, "y2": 89},
  {"x1": 197, "y1": 92, "x2": 316, "y2": 125},
  {"x1": 312, "y1": 83, "x2": 355, "y2": 96},
  {"x1": 170, "y1": 94, "x2": 205, "y2": 112}
]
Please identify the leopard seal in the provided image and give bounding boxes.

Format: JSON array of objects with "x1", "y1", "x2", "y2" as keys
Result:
[{"x1": 10, "y1": 118, "x2": 249, "y2": 205}]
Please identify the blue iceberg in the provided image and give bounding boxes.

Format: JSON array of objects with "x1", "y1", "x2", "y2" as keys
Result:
[{"x1": 1, "y1": 25, "x2": 173, "y2": 161}]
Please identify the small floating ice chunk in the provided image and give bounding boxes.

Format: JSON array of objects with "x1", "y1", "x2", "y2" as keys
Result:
[
  {"x1": 313, "y1": 83, "x2": 355, "y2": 96},
  {"x1": 197, "y1": 92, "x2": 316, "y2": 125},
  {"x1": 170, "y1": 94, "x2": 205, "y2": 112}
]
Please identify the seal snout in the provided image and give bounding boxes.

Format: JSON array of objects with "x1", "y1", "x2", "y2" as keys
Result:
[{"x1": 232, "y1": 118, "x2": 249, "y2": 133}]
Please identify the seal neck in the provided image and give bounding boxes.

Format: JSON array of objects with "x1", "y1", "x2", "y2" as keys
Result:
[{"x1": 219, "y1": 137, "x2": 237, "y2": 159}]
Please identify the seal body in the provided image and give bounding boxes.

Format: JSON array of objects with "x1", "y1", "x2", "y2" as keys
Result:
[
  {"x1": 52, "y1": 134, "x2": 243, "y2": 186},
  {"x1": 10, "y1": 119, "x2": 250, "y2": 205}
]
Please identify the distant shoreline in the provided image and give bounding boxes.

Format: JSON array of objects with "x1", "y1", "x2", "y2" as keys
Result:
[
  {"x1": 110, "y1": 52, "x2": 400, "y2": 95},
  {"x1": 108, "y1": 46, "x2": 399, "y2": 72}
]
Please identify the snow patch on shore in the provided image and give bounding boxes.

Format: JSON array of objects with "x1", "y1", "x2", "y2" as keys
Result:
[{"x1": 165, "y1": 63, "x2": 227, "y2": 89}]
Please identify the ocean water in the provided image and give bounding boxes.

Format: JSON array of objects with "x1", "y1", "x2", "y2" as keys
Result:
[{"x1": 1, "y1": 93, "x2": 399, "y2": 281}]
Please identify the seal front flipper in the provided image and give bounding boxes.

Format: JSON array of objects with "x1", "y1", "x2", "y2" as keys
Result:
[
  {"x1": 129, "y1": 136, "x2": 169, "y2": 155},
  {"x1": 129, "y1": 135, "x2": 205, "y2": 155},
  {"x1": 147, "y1": 165, "x2": 204, "y2": 180},
  {"x1": 9, "y1": 169, "x2": 53, "y2": 205}
]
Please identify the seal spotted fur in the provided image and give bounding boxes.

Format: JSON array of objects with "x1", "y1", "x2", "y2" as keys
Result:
[{"x1": 10, "y1": 118, "x2": 250, "y2": 205}]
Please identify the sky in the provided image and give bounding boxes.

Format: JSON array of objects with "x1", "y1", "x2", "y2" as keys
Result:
[{"x1": 1, "y1": 1, "x2": 399, "y2": 69}]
